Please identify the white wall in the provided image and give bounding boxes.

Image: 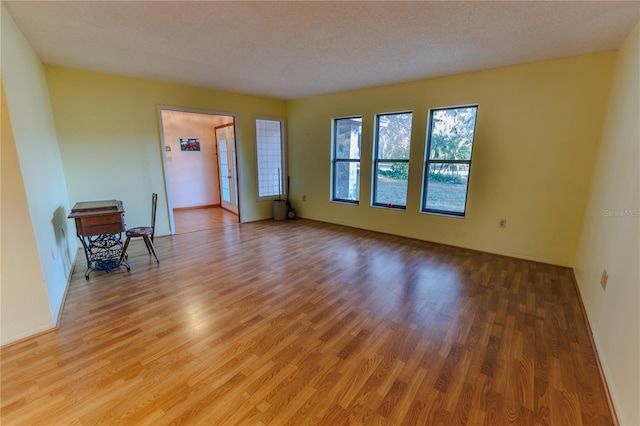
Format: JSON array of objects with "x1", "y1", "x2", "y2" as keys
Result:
[
  {"x1": 1, "y1": 76, "x2": 54, "y2": 344},
  {"x1": 162, "y1": 110, "x2": 233, "y2": 208},
  {"x1": 574, "y1": 22, "x2": 640, "y2": 426},
  {"x1": 1, "y1": 5, "x2": 76, "y2": 342}
]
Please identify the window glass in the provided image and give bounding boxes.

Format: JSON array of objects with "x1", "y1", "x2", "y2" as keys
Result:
[
  {"x1": 332, "y1": 117, "x2": 362, "y2": 203},
  {"x1": 373, "y1": 112, "x2": 412, "y2": 208},
  {"x1": 422, "y1": 106, "x2": 478, "y2": 216}
]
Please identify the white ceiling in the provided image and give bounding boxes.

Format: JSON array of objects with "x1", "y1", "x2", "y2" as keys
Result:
[{"x1": 3, "y1": 1, "x2": 639, "y2": 100}]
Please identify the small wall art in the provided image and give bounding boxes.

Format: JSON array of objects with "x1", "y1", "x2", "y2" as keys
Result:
[{"x1": 180, "y1": 138, "x2": 200, "y2": 151}]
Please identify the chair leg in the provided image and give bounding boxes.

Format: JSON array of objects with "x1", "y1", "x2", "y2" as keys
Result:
[
  {"x1": 119, "y1": 237, "x2": 131, "y2": 264},
  {"x1": 143, "y1": 235, "x2": 160, "y2": 263},
  {"x1": 142, "y1": 235, "x2": 152, "y2": 255}
]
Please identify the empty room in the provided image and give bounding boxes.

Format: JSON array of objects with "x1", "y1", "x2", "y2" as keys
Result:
[{"x1": 1, "y1": 1, "x2": 638, "y2": 425}]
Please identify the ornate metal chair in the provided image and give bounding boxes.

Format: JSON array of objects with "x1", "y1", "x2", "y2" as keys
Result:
[{"x1": 121, "y1": 193, "x2": 159, "y2": 264}]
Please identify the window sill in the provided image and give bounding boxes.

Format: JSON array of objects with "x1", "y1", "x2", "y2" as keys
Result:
[
  {"x1": 420, "y1": 210, "x2": 466, "y2": 219},
  {"x1": 331, "y1": 199, "x2": 359, "y2": 206},
  {"x1": 371, "y1": 204, "x2": 406, "y2": 211}
]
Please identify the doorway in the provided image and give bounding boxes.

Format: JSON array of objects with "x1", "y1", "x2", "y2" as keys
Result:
[{"x1": 158, "y1": 106, "x2": 240, "y2": 234}]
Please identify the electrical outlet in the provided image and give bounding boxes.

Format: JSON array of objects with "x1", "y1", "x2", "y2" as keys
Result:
[
  {"x1": 600, "y1": 269, "x2": 608, "y2": 290},
  {"x1": 499, "y1": 218, "x2": 507, "y2": 228},
  {"x1": 302, "y1": 194, "x2": 306, "y2": 202}
]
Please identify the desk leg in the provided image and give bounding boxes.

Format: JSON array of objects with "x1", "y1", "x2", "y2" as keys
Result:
[{"x1": 79, "y1": 233, "x2": 131, "y2": 280}]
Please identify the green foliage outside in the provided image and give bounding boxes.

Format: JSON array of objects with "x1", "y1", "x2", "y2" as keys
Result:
[
  {"x1": 373, "y1": 107, "x2": 477, "y2": 210},
  {"x1": 428, "y1": 108, "x2": 476, "y2": 184},
  {"x1": 377, "y1": 113, "x2": 412, "y2": 180},
  {"x1": 427, "y1": 169, "x2": 465, "y2": 184}
]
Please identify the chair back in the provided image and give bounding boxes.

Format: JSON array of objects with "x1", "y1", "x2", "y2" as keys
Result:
[{"x1": 151, "y1": 193, "x2": 158, "y2": 239}]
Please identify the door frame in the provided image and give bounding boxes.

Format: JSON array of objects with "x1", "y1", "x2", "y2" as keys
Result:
[{"x1": 157, "y1": 105, "x2": 241, "y2": 234}]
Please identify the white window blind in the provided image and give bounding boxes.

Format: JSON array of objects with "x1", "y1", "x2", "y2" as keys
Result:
[{"x1": 256, "y1": 118, "x2": 285, "y2": 198}]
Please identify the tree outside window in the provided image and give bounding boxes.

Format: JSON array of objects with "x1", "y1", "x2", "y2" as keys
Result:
[
  {"x1": 373, "y1": 112, "x2": 413, "y2": 208},
  {"x1": 422, "y1": 106, "x2": 478, "y2": 216}
]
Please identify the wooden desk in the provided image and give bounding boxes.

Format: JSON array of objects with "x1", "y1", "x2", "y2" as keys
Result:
[{"x1": 69, "y1": 200, "x2": 130, "y2": 279}]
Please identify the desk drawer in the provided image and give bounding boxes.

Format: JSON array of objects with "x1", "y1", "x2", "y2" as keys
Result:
[
  {"x1": 81, "y1": 213, "x2": 123, "y2": 226},
  {"x1": 75, "y1": 213, "x2": 125, "y2": 236},
  {"x1": 81, "y1": 222, "x2": 125, "y2": 236}
]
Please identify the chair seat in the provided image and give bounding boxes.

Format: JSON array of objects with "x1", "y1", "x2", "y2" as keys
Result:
[{"x1": 126, "y1": 226, "x2": 153, "y2": 237}]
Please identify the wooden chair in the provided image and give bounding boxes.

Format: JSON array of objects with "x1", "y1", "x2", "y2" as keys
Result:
[{"x1": 121, "y1": 193, "x2": 159, "y2": 264}]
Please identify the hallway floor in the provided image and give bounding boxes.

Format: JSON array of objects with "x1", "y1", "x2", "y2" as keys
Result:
[{"x1": 173, "y1": 206, "x2": 238, "y2": 234}]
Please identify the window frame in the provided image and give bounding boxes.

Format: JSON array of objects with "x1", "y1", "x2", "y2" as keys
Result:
[
  {"x1": 255, "y1": 116, "x2": 287, "y2": 201},
  {"x1": 372, "y1": 111, "x2": 413, "y2": 209},
  {"x1": 421, "y1": 105, "x2": 478, "y2": 217},
  {"x1": 331, "y1": 116, "x2": 362, "y2": 204}
]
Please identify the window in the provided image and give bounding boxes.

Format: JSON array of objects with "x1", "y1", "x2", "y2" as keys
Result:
[
  {"x1": 422, "y1": 105, "x2": 478, "y2": 216},
  {"x1": 372, "y1": 112, "x2": 413, "y2": 208},
  {"x1": 332, "y1": 117, "x2": 362, "y2": 203},
  {"x1": 255, "y1": 118, "x2": 286, "y2": 199}
]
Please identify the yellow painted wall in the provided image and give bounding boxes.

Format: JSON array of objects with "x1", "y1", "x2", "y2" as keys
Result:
[
  {"x1": 1, "y1": 75, "x2": 53, "y2": 344},
  {"x1": 45, "y1": 67, "x2": 286, "y2": 233},
  {"x1": 286, "y1": 53, "x2": 616, "y2": 266},
  {"x1": 574, "y1": 22, "x2": 640, "y2": 426}
]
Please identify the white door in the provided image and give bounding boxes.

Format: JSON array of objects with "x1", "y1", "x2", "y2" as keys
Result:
[{"x1": 215, "y1": 123, "x2": 238, "y2": 214}]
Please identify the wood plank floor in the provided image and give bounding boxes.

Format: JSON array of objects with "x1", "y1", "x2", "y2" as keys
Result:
[
  {"x1": 1, "y1": 219, "x2": 613, "y2": 425},
  {"x1": 173, "y1": 206, "x2": 239, "y2": 234}
]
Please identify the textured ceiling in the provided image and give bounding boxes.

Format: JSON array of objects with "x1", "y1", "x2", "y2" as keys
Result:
[{"x1": 3, "y1": 1, "x2": 639, "y2": 100}]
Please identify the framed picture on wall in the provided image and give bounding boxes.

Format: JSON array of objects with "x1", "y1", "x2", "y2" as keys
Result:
[{"x1": 180, "y1": 138, "x2": 200, "y2": 151}]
